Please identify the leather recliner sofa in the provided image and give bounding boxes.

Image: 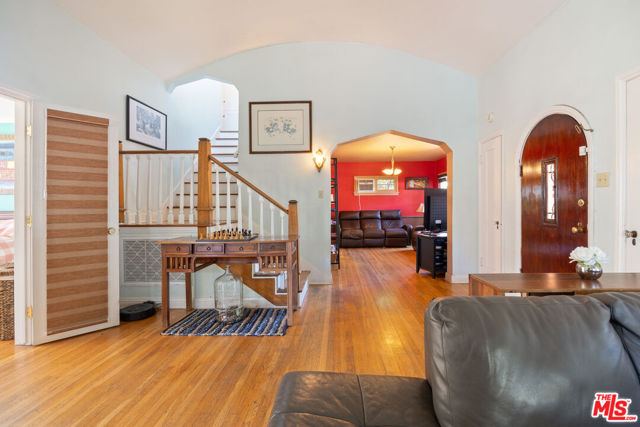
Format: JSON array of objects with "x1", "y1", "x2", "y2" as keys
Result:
[
  {"x1": 268, "y1": 292, "x2": 640, "y2": 426},
  {"x1": 338, "y1": 210, "x2": 413, "y2": 248}
]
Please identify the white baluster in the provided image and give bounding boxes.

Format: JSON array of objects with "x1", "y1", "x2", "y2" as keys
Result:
[
  {"x1": 237, "y1": 182, "x2": 243, "y2": 231},
  {"x1": 280, "y1": 210, "x2": 285, "y2": 237},
  {"x1": 136, "y1": 155, "x2": 145, "y2": 224},
  {"x1": 226, "y1": 171, "x2": 231, "y2": 230},
  {"x1": 124, "y1": 155, "x2": 132, "y2": 224},
  {"x1": 157, "y1": 157, "x2": 163, "y2": 224},
  {"x1": 215, "y1": 164, "x2": 221, "y2": 229},
  {"x1": 147, "y1": 155, "x2": 153, "y2": 223},
  {"x1": 189, "y1": 154, "x2": 195, "y2": 224},
  {"x1": 178, "y1": 154, "x2": 185, "y2": 224},
  {"x1": 167, "y1": 155, "x2": 174, "y2": 224},
  {"x1": 259, "y1": 196, "x2": 264, "y2": 236},
  {"x1": 270, "y1": 205, "x2": 275, "y2": 237},
  {"x1": 247, "y1": 189, "x2": 253, "y2": 234}
]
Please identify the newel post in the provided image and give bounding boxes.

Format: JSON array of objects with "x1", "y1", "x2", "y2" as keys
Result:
[
  {"x1": 288, "y1": 200, "x2": 298, "y2": 237},
  {"x1": 118, "y1": 141, "x2": 125, "y2": 223},
  {"x1": 197, "y1": 138, "x2": 213, "y2": 238}
]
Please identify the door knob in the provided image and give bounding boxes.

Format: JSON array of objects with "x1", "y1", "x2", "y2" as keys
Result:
[
  {"x1": 571, "y1": 222, "x2": 584, "y2": 234},
  {"x1": 107, "y1": 227, "x2": 116, "y2": 235},
  {"x1": 625, "y1": 230, "x2": 638, "y2": 238}
]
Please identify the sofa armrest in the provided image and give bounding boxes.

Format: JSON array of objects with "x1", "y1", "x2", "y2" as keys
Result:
[{"x1": 403, "y1": 224, "x2": 414, "y2": 234}]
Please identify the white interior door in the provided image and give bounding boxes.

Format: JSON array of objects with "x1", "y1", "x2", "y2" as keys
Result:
[
  {"x1": 31, "y1": 104, "x2": 119, "y2": 344},
  {"x1": 479, "y1": 134, "x2": 503, "y2": 273},
  {"x1": 623, "y1": 73, "x2": 640, "y2": 271}
]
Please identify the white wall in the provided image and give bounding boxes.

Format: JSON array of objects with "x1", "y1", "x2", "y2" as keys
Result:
[
  {"x1": 170, "y1": 42, "x2": 478, "y2": 283},
  {"x1": 478, "y1": 0, "x2": 640, "y2": 271},
  {"x1": 168, "y1": 78, "x2": 224, "y2": 148},
  {"x1": 0, "y1": 0, "x2": 170, "y2": 149}
]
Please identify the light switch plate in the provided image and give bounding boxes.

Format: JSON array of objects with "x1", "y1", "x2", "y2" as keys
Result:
[
  {"x1": 318, "y1": 190, "x2": 324, "y2": 199},
  {"x1": 596, "y1": 172, "x2": 610, "y2": 188}
]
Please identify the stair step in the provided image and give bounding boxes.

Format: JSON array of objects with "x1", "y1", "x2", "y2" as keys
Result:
[
  {"x1": 215, "y1": 137, "x2": 239, "y2": 141},
  {"x1": 220, "y1": 130, "x2": 239, "y2": 133},
  {"x1": 299, "y1": 270, "x2": 311, "y2": 287},
  {"x1": 211, "y1": 145, "x2": 238, "y2": 148}
]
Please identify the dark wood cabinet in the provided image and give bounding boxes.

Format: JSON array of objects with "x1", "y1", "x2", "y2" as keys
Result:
[{"x1": 416, "y1": 233, "x2": 447, "y2": 278}]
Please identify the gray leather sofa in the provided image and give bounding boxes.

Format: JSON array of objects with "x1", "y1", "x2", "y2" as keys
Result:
[{"x1": 268, "y1": 292, "x2": 640, "y2": 426}]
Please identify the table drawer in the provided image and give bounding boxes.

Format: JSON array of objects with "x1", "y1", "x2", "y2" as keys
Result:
[
  {"x1": 259, "y1": 242, "x2": 286, "y2": 253},
  {"x1": 195, "y1": 243, "x2": 224, "y2": 254},
  {"x1": 225, "y1": 243, "x2": 257, "y2": 255},
  {"x1": 164, "y1": 244, "x2": 191, "y2": 254}
]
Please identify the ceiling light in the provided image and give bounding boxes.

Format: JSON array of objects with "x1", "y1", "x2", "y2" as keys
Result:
[{"x1": 382, "y1": 146, "x2": 402, "y2": 175}]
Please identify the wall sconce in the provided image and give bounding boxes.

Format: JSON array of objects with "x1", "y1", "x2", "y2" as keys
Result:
[{"x1": 313, "y1": 149, "x2": 326, "y2": 172}]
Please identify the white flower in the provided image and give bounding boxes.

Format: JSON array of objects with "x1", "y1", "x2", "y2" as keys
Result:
[
  {"x1": 592, "y1": 247, "x2": 609, "y2": 265},
  {"x1": 569, "y1": 246, "x2": 608, "y2": 266}
]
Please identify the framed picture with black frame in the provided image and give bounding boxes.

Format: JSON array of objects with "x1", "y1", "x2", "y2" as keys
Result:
[
  {"x1": 405, "y1": 176, "x2": 428, "y2": 190},
  {"x1": 126, "y1": 95, "x2": 167, "y2": 150}
]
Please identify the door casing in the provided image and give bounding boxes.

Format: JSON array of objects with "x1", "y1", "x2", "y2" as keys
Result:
[
  {"x1": 0, "y1": 86, "x2": 32, "y2": 345},
  {"x1": 615, "y1": 67, "x2": 640, "y2": 272},
  {"x1": 515, "y1": 105, "x2": 594, "y2": 273}
]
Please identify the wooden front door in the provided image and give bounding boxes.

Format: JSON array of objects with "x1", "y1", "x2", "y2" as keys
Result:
[
  {"x1": 521, "y1": 114, "x2": 588, "y2": 272},
  {"x1": 33, "y1": 107, "x2": 118, "y2": 344}
]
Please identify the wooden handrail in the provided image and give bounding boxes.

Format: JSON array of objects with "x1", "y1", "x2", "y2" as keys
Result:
[
  {"x1": 120, "y1": 149, "x2": 198, "y2": 155},
  {"x1": 208, "y1": 154, "x2": 289, "y2": 214}
]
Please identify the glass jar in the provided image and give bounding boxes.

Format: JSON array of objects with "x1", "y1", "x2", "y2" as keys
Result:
[{"x1": 214, "y1": 265, "x2": 245, "y2": 324}]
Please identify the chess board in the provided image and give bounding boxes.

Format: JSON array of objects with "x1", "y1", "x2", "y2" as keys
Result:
[{"x1": 197, "y1": 234, "x2": 259, "y2": 242}]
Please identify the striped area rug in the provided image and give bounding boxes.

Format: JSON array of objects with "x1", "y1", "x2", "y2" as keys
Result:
[{"x1": 161, "y1": 308, "x2": 288, "y2": 336}]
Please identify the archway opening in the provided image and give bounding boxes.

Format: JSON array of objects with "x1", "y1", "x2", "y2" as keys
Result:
[{"x1": 330, "y1": 130, "x2": 453, "y2": 281}]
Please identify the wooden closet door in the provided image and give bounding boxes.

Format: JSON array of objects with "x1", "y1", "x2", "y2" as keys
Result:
[{"x1": 45, "y1": 109, "x2": 110, "y2": 335}]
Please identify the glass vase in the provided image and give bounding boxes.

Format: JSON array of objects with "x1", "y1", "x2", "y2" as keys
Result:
[
  {"x1": 214, "y1": 265, "x2": 245, "y2": 324},
  {"x1": 576, "y1": 263, "x2": 603, "y2": 280}
]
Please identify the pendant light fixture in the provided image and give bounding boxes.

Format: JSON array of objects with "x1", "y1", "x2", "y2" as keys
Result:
[{"x1": 382, "y1": 146, "x2": 402, "y2": 175}]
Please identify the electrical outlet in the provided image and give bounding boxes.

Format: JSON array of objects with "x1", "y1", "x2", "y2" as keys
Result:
[
  {"x1": 596, "y1": 172, "x2": 610, "y2": 188},
  {"x1": 318, "y1": 190, "x2": 324, "y2": 199}
]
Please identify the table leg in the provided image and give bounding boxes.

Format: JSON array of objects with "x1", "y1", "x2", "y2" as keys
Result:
[
  {"x1": 286, "y1": 241, "x2": 295, "y2": 326},
  {"x1": 185, "y1": 271, "x2": 192, "y2": 311},
  {"x1": 161, "y1": 256, "x2": 170, "y2": 328}
]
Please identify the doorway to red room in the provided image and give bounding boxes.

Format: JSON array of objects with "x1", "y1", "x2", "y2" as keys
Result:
[{"x1": 330, "y1": 130, "x2": 452, "y2": 281}]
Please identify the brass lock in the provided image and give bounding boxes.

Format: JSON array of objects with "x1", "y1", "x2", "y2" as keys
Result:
[
  {"x1": 571, "y1": 222, "x2": 584, "y2": 234},
  {"x1": 577, "y1": 199, "x2": 585, "y2": 207}
]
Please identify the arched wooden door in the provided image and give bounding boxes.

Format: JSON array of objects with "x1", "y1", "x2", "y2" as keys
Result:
[{"x1": 521, "y1": 114, "x2": 588, "y2": 272}]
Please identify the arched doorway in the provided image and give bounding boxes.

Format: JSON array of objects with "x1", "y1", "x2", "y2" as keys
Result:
[
  {"x1": 520, "y1": 114, "x2": 588, "y2": 272},
  {"x1": 331, "y1": 130, "x2": 453, "y2": 280}
]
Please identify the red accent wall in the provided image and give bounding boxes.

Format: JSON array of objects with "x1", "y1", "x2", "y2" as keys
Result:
[{"x1": 336, "y1": 159, "x2": 446, "y2": 216}]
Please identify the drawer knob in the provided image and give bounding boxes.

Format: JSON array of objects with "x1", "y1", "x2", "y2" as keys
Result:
[
  {"x1": 176, "y1": 247, "x2": 181, "y2": 252},
  {"x1": 207, "y1": 246, "x2": 211, "y2": 250},
  {"x1": 239, "y1": 246, "x2": 243, "y2": 251}
]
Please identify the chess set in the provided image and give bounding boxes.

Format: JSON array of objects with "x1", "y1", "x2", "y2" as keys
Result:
[{"x1": 198, "y1": 228, "x2": 258, "y2": 242}]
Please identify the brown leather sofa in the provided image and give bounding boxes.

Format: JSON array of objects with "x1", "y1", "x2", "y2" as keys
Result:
[
  {"x1": 268, "y1": 292, "x2": 640, "y2": 426},
  {"x1": 338, "y1": 210, "x2": 413, "y2": 248}
]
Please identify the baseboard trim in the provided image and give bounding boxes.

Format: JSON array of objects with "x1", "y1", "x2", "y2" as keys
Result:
[{"x1": 447, "y1": 274, "x2": 469, "y2": 284}]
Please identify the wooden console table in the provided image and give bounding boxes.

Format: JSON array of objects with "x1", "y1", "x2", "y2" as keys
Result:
[
  {"x1": 469, "y1": 273, "x2": 640, "y2": 296},
  {"x1": 157, "y1": 235, "x2": 299, "y2": 328}
]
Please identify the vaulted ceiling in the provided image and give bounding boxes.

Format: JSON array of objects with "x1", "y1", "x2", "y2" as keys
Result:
[{"x1": 53, "y1": 0, "x2": 566, "y2": 80}]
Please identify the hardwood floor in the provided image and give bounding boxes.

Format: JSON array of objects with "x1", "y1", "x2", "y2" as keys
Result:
[{"x1": 0, "y1": 247, "x2": 467, "y2": 426}]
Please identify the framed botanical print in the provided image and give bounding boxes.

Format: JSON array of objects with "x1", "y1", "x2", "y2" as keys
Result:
[
  {"x1": 405, "y1": 176, "x2": 428, "y2": 190},
  {"x1": 249, "y1": 101, "x2": 312, "y2": 154},
  {"x1": 126, "y1": 95, "x2": 167, "y2": 150}
]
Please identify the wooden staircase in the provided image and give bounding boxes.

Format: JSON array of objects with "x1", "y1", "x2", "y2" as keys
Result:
[{"x1": 119, "y1": 137, "x2": 309, "y2": 308}]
